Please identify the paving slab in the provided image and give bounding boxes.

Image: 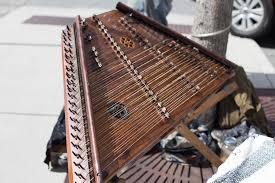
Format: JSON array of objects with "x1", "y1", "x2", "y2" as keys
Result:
[
  {"x1": 0, "y1": 114, "x2": 66, "y2": 183},
  {"x1": 0, "y1": 6, "x2": 106, "y2": 45},
  {"x1": 246, "y1": 73, "x2": 273, "y2": 89},
  {"x1": 0, "y1": 4, "x2": 194, "y2": 43},
  {"x1": 0, "y1": 5, "x2": 11, "y2": 16},
  {"x1": 262, "y1": 47, "x2": 275, "y2": 69},
  {"x1": 226, "y1": 35, "x2": 275, "y2": 74},
  {"x1": 0, "y1": 0, "x2": 27, "y2": 17},
  {"x1": 226, "y1": 35, "x2": 275, "y2": 88},
  {"x1": 0, "y1": 44, "x2": 64, "y2": 115},
  {"x1": 26, "y1": 0, "x2": 195, "y2": 16},
  {"x1": 266, "y1": 74, "x2": 275, "y2": 88}
]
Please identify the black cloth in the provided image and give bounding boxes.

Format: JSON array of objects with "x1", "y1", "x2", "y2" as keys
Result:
[{"x1": 44, "y1": 108, "x2": 66, "y2": 165}]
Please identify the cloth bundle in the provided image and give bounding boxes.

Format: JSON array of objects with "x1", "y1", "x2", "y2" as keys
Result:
[{"x1": 207, "y1": 135, "x2": 275, "y2": 183}]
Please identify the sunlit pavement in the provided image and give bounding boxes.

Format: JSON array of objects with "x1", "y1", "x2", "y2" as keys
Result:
[{"x1": 0, "y1": 1, "x2": 274, "y2": 183}]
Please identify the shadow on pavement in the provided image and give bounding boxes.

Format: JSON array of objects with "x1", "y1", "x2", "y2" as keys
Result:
[{"x1": 256, "y1": 24, "x2": 275, "y2": 49}]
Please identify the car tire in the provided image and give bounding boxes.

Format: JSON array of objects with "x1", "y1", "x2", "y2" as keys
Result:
[{"x1": 231, "y1": 0, "x2": 274, "y2": 38}]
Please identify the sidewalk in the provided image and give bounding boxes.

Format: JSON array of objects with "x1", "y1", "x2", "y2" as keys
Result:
[{"x1": 0, "y1": 4, "x2": 274, "y2": 183}]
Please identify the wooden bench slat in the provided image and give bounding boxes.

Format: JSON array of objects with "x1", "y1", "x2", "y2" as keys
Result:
[{"x1": 188, "y1": 166, "x2": 202, "y2": 183}]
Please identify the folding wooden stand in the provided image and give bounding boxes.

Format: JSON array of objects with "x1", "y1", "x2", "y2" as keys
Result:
[
  {"x1": 117, "y1": 81, "x2": 238, "y2": 183},
  {"x1": 176, "y1": 81, "x2": 238, "y2": 167}
]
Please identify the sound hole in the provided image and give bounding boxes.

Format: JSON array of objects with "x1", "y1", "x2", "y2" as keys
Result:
[
  {"x1": 120, "y1": 36, "x2": 135, "y2": 48},
  {"x1": 107, "y1": 102, "x2": 129, "y2": 119}
]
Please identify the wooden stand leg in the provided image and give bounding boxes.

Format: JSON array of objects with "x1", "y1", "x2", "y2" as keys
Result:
[
  {"x1": 176, "y1": 81, "x2": 238, "y2": 167},
  {"x1": 183, "y1": 82, "x2": 238, "y2": 125},
  {"x1": 176, "y1": 124, "x2": 222, "y2": 167}
]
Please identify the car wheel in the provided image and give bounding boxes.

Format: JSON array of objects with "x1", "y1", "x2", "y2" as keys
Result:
[{"x1": 231, "y1": 0, "x2": 274, "y2": 38}]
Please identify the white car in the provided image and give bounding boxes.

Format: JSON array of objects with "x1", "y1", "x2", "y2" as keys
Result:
[{"x1": 231, "y1": 0, "x2": 274, "y2": 38}]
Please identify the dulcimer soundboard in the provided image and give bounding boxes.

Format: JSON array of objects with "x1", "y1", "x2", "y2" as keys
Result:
[{"x1": 62, "y1": 2, "x2": 237, "y2": 183}]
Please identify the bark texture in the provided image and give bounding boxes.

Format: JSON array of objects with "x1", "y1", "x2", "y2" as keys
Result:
[
  {"x1": 191, "y1": 0, "x2": 233, "y2": 127},
  {"x1": 192, "y1": 0, "x2": 234, "y2": 57}
]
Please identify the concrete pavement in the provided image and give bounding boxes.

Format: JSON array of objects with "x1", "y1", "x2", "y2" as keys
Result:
[
  {"x1": 0, "y1": 114, "x2": 66, "y2": 182},
  {"x1": 0, "y1": 1, "x2": 274, "y2": 183},
  {"x1": 226, "y1": 35, "x2": 275, "y2": 88},
  {"x1": 0, "y1": 10, "x2": 66, "y2": 183}
]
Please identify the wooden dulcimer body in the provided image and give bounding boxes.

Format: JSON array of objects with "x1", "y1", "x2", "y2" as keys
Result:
[{"x1": 62, "y1": 3, "x2": 237, "y2": 183}]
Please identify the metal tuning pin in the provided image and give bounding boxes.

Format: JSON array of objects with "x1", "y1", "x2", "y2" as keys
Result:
[
  {"x1": 141, "y1": 80, "x2": 146, "y2": 86},
  {"x1": 63, "y1": 34, "x2": 68, "y2": 42},
  {"x1": 129, "y1": 64, "x2": 134, "y2": 70},
  {"x1": 62, "y1": 30, "x2": 67, "y2": 36},
  {"x1": 119, "y1": 17, "x2": 125, "y2": 24},
  {"x1": 66, "y1": 42, "x2": 73, "y2": 48},
  {"x1": 133, "y1": 69, "x2": 138, "y2": 75},
  {"x1": 92, "y1": 14, "x2": 97, "y2": 21},
  {"x1": 161, "y1": 107, "x2": 167, "y2": 113},
  {"x1": 169, "y1": 62, "x2": 174, "y2": 67},
  {"x1": 123, "y1": 55, "x2": 128, "y2": 61},
  {"x1": 137, "y1": 74, "x2": 142, "y2": 80},
  {"x1": 72, "y1": 151, "x2": 84, "y2": 160},
  {"x1": 157, "y1": 102, "x2": 163, "y2": 108},
  {"x1": 195, "y1": 85, "x2": 200, "y2": 91},
  {"x1": 162, "y1": 39, "x2": 167, "y2": 45},
  {"x1": 168, "y1": 40, "x2": 176, "y2": 47},
  {"x1": 100, "y1": 24, "x2": 105, "y2": 30},
  {"x1": 81, "y1": 18, "x2": 87, "y2": 29},
  {"x1": 91, "y1": 46, "x2": 102, "y2": 68},
  {"x1": 97, "y1": 62, "x2": 102, "y2": 68},
  {"x1": 119, "y1": 50, "x2": 124, "y2": 56},
  {"x1": 173, "y1": 44, "x2": 180, "y2": 51},
  {"x1": 164, "y1": 112, "x2": 170, "y2": 118},
  {"x1": 148, "y1": 90, "x2": 154, "y2": 96},
  {"x1": 144, "y1": 84, "x2": 150, "y2": 91},
  {"x1": 144, "y1": 39, "x2": 149, "y2": 44},
  {"x1": 66, "y1": 33, "x2": 71, "y2": 41},
  {"x1": 95, "y1": 57, "x2": 100, "y2": 64},
  {"x1": 151, "y1": 95, "x2": 158, "y2": 102},
  {"x1": 66, "y1": 59, "x2": 73, "y2": 65},
  {"x1": 67, "y1": 30, "x2": 71, "y2": 37},
  {"x1": 85, "y1": 34, "x2": 93, "y2": 41},
  {"x1": 193, "y1": 47, "x2": 199, "y2": 52}
]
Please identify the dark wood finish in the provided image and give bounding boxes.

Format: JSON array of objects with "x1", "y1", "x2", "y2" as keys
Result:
[
  {"x1": 183, "y1": 81, "x2": 238, "y2": 125},
  {"x1": 63, "y1": 21, "x2": 96, "y2": 183},
  {"x1": 62, "y1": 3, "x2": 237, "y2": 183},
  {"x1": 116, "y1": 2, "x2": 238, "y2": 71},
  {"x1": 75, "y1": 16, "x2": 102, "y2": 183}
]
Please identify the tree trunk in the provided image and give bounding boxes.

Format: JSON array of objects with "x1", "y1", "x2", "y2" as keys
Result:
[
  {"x1": 191, "y1": 0, "x2": 234, "y2": 129},
  {"x1": 192, "y1": 0, "x2": 234, "y2": 57}
]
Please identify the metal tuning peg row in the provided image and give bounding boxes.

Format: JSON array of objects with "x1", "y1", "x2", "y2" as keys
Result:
[{"x1": 91, "y1": 46, "x2": 102, "y2": 68}]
